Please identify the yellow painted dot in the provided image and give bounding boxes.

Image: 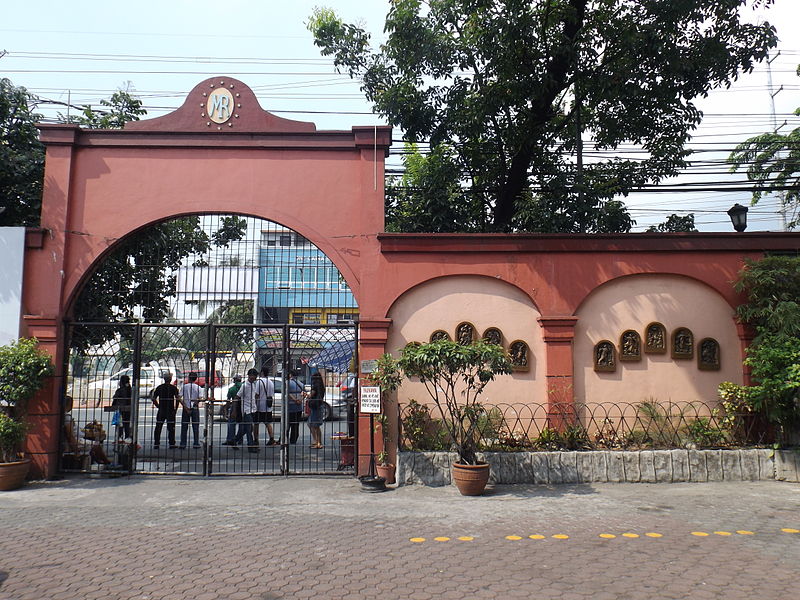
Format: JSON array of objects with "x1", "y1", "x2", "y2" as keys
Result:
[
  {"x1": 781, "y1": 528, "x2": 800, "y2": 534},
  {"x1": 599, "y1": 533, "x2": 616, "y2": 539},
  {"x1": 714, "y1": 531, "x2": 732, "y2": 536},
  {"x1": 506, "y1": 535, "x2": 523, "y2": 541},
  {"x1": 529, "y1": 535, "x2": 546, "y2": 540},
  {"x1": 691, "y1": 532, "x2": 710, "y2": 537},
  {"x1": 410, "y1": 537, "x2": 426, "y2": 543},
  {"x1": 736, "y1": 530, "x2": 754, "y2": 535},
  {"x1": 645, "y1": 533, "x2": 663, "y2": 538},
  {"x1": 552, "y1": 534, "x2": 569, "y2": 540},
  {"x1": 457, "y1": 536, "x2": 474, "y2": 541},
  {"x1": 622, "y1": 533, "x2": 640, "y2": 538},
  {"x1": 434, "y1": 536, "x2": 450, "y2": 542}
]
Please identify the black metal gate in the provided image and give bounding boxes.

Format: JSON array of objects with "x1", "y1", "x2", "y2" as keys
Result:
[{"x1": 63, "y1": 322, "x2": 358, "y2": 476}]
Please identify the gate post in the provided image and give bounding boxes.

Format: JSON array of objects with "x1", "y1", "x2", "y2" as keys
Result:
[{"x1": 356, "y1": 319, "x2": 391, "y2": 476}]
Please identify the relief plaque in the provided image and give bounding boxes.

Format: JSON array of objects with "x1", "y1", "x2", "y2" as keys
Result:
[
  {"x1": 644, "y1": 322, "x2": 667, "y2": 354},
  {"x1": 594, "y1": 341, "x2": 616, "y2": 372},
  {"x1": 455, "y1": 321, "x2": 476, "y2": 346},
  {"x1": 508, "y1": 340, "x2": 530, "y2": 372},
  {"x1": 698, "y1": 338, "x2": 721, "y2": 371},
  {"x1": 619, "y1": 330, "x2": 641, "y2": 362},
  {"x1": 430, "y1": 330, "x2": 451, "y2": 342},
  {"x1": 482, "y1": 327, "x2": 503, "y2": 346},
  {"x1": 671, "y1": 327, "x2": 694, "y2": 359}
]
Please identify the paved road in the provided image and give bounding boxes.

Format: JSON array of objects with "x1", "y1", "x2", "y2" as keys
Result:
[{"x1": 1, "y1": 477, "x2": 798, "y2": 599}]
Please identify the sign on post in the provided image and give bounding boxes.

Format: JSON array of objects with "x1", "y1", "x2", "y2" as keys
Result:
[{"x1": 359, "y1": 386, "x2": 381, "y2": 414}]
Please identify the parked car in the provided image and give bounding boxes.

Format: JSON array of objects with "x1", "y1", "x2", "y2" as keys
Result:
[
  {"x1": 339, "y1": 374, "x2": 357, "y2": 400},
  {"x1": 184, "y1": 370, "x2": 225, "y2": 388},
  {"x1": 88, "y1": 365, "x2": 172, "y2": 400},
  {"x1": 216, "y1": 376, "x2": 346, "y2": 422}
]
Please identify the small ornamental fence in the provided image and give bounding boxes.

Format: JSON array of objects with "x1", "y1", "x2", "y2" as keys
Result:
[{"x1": 398, "y1": 400, "x2": 776, "y2": 453}]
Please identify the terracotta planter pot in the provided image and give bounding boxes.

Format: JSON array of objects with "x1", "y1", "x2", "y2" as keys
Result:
[
  {"x1": 452, "y1": 462, "x2": 490, "y2": 496},
  {"x1": 376, "y1": 463, "x2": 395, "y2": 484},
  {"x1": 0, "y1": 458, "x2": 31, "y2": 491}
]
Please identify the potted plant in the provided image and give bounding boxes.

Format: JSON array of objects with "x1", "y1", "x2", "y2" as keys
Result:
[
  {"x1": 0, "y1": 338, "x2": 54, "y2": 490},
  {"x1": 374, "y1": 415, "x2": 395, "y2": 484},
  {"x1": 379, "y1": 339, "x2": 512, "y2": 495}
]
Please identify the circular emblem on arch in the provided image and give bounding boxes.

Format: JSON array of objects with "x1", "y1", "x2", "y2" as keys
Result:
[{"x1": 207, "y1": 87, "x2": 234, "y2": 124}]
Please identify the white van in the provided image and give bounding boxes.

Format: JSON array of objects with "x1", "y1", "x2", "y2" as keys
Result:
[{"x1": 87, "y1": 365, "x2": 173, "y2": 400}]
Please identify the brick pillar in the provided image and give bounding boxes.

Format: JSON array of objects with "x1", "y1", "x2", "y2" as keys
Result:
[
  {"x1": 356, "y1": 318, "x2": 391, "y2": 476},
  {"x1": 736, "y1": 321, "x2": 756, "y2": 386},
  {"x1": 538, "y1": 316, "x2": 579, "y2": 429}
]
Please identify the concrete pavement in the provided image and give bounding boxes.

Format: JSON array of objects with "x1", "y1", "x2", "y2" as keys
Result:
[{"x1": 1, "y1": 476, "x2": 799, "y2": 599}]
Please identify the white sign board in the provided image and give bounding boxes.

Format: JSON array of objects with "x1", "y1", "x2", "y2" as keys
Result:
[
  {"x1": 0, "y1": 228, "x2": 25, "y2": 346},
  {"x1": 360, "y1": 359, "x2": 378, "y2": 374},
  {"x1": 359, "y1": 386, "x2": 381, "y2": 414}
]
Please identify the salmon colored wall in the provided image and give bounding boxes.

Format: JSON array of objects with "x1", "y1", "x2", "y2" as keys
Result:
[{"x1": 574, "y1": 274, "x2": 742, "y2": 406}]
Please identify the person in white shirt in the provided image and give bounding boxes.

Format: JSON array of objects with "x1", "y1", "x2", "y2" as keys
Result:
[
  {"x1": 179, "y1": 372, "x2": 204, "y2": 448},
  {"x1": 233, "y1": 368, "x2": 261, "y2": 453},
  {"x1": 255, "y1": 366, "x2": 277, "y2": 446}
]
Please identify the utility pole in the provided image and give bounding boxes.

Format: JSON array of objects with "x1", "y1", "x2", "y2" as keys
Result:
[{"x1": 766, "y1": 51, "x2": 788, "y2": 231}]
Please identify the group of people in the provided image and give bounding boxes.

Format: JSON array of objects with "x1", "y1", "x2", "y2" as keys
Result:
[{"x1": 221, "y1": 368, "x2": 325, "y2": 452}]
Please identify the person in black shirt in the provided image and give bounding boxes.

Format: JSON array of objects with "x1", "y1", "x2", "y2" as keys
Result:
[{"x1": 152, "y1": 373, "x2": 179, "y2": 449}]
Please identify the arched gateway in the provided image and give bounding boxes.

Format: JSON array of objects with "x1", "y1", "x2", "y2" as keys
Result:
[
  {"x1": 21, "y1": 76, "x2": 800, "y2": 480},
  {"x1": 24, "y1": 77, "x2": 391, "y2": 478}
]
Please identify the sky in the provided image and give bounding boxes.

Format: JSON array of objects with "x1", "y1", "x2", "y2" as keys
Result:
[{"x1": 2, "y1": 0, "x2": 799, "y2": 232}]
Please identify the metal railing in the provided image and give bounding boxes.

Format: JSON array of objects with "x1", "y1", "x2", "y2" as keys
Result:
[{"x1": 398, "y1": 400, "x2": 777, "y2": 452}]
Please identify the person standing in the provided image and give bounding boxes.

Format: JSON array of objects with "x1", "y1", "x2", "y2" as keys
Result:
[
  {"x1": 111, "y1": 374, "x2": 133, "y2": 440},
  {"x1": 179, "y1": 372, "x2": 203, "y2": 448},
  {"x1": 233, "y1": 368, "x2": 260, "y2": 453},
  {"x1": 285, "y1": 370, "x2": 304, "y2": 444},
  {"x1": 256, "y1": 366, "x2": 277, "y2": 446},
  {"x1": 222, "y1": 374, "x2": 242, "y2": 446},
  {"x1": 152, "y1": 373, "x2": 179, "y2": 449},
  {"x1": 306, "y1": 370, "x2": 325, "y2": 449}
]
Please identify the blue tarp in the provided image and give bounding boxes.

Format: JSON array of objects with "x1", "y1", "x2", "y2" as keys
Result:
[{"x1": 309, "y1": 340, "x2": 355, "y2": 373}]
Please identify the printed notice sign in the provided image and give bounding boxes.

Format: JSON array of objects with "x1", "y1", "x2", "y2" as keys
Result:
[{"x1": 359, "y1": 386, "x2": 381, "y2": 414}]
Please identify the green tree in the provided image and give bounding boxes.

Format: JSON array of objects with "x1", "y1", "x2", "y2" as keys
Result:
[
  {"x1": 64, "y1": 90, "x2": 148, "y2": 128},
  {"x1": 310, "y1": 1, "x2": 777, "y2": 233},
  {"x1": 646, "y1": 214, "x2": 698, "y2": 233},
  {"x1": 0, "y1": 79, "x2": 44, "y2": 227},
  {"x1": 728, "y1": 65, "x2": 800, "y2": 229}
]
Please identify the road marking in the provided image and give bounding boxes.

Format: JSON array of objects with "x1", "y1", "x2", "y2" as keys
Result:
[
  {"x1": 691, "y1": 532, "x2": 710, "y2": 537},
  {"x1": 736, "y1": 531, "x2": 754, "y2": 535},
  {"x1": 781, "y1": 528, "x2": 799, "y2": 534},
  {"x1": 714, "y1": 531, "x2": 732, "y2": 536},
  {"x1": 506, "y1": 535, "x2": 523, "y2": 541},
  {"x1": 410, "y1": 537, "x2": 425, "y2": 543},
  {"x1": 645, "y1": 533, "x2": 663, "y2": 538},
  {"x1": 622, "y1": 533, "x2": 639, "y2": 538},
  {"x1": 599, "y1": 534, "x2": 616, "y2": 539},
  {"x1": 457, "y1": 536, "x2": 474, "y2": 541},
  {"x1": 552, "y1": 534, "x2": 569, "y2": 539},
  {"x1": 434, "y1": 536, "x2": 450, "y2": 542},
  {"x1": 529, "y1": 535, "x2": 545, "y2": 540}
]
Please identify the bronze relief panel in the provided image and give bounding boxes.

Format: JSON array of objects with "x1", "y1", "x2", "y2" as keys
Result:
[
  {"x1": 508, "y1": 340, "x2": 530, "y2": 372},
  {"x1": 644, "y1": 322, "x2": 667, "y2": 354},
  {"x1": 594, "y1": 340, "x2": 616, "y2": 372},
  {"x1": 671, "y1": 327, "x2": 694, "y2": 359},
  {"x1": 619, "y1": 330, "x2": 641, "y2": 361},
  {"x1": 698, "y1": 338, "x2": 720, "y2": 370}
]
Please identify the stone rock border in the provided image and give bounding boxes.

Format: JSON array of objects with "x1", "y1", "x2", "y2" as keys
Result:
[{"x1": 396, "y1": 449, "x2": 800, "y2": 486}]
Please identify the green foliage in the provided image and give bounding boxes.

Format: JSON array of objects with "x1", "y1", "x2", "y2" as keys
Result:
[
  {"x1": 728, "y1": 67, "x2": 800, "y2": 227},
  {"x1": 0, "y1": 412, "x2": 27, "y2": 463},
  {"x1": 0, "y1": 338, "x2": 54, "y2": 420},
  {"x1": 734, "y1": 256, "x2": 800, "y2": 339},
  {"x1": 0, "y1": 78, "x2": 44, "y2": 227},
  {"x1": 396, "y1": 339, "x2": 512, "y2": 464},
  {"x1": 685, "y1": 417, "x2": 727, "y2": 448},
  {"x1": 646, "y1": 214, "x2": 698, "y2": 233},
  {"x1": 400, "y1": 399, "x2": 449, "y2": 451},
  {"x1": 311, "y1": 1, "x2": 777, "y2": 232},
  {"x1": 64, "y1": 90, "x2": 147, "y2": 129}
]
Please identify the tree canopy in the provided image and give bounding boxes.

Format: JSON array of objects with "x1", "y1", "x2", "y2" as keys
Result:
[
  {"x1": 728, "y1": 64, "x2": 800, "y2": 229},
  {"x1": 0, "y1": 79, "x2": 44, "y2": 227},
  {"x1": 310, "y1": 0, "x2": 778, "y2": 233}
]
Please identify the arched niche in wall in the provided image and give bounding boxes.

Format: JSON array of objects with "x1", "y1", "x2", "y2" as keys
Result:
[
  {"x1": 508, "y1": 340, "x2": 530, "y2": 372},
  {"x1": 644, "y1": 322, "x2": 667, "y2": 354},
  {"x1": 698, "y1": 338, "x2": 720, "y2": 371},
  {"x1": 594, "y1": 340, "x2": 616, "y2": 372},
  {"x1": 430, "y1": 330, "x2": 451, "y2": 342},
  {"x1": 455, "y1": 321, "x2": 476, "y2": 346},
  {"x1": 619, "y1": 330, "x2": 642, "y2": 362},
  {"x1": 482, "y1": 327, "x2": 503, "y2": 346},
  {"x1": 672, "y1": 327, "x2": 694, "y2": 359}
]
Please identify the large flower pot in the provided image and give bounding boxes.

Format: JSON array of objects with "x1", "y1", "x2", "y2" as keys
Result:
[
  {"x1": 0, "y1": 458, "x2": 31, "y2": 491},
  {"x1": 376, "y1": 463, "x2": 396, "y2": 485},
  {"x1": 452, "y1": 462, "x2": 490, "y2": 496}
]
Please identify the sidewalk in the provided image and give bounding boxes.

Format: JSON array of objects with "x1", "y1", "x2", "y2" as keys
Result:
[{"x1": 1, "y1": 476, "x2": 798, "y2": 599}]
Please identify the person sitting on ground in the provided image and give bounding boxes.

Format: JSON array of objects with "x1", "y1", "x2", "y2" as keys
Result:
[{"x1": 63, "y1": 395, "x2": 111, "y2": 465}]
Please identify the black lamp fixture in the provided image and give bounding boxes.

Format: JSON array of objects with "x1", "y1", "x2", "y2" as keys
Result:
[{"x1": 727, "y1": 203, "x2": 748, "y2": 232}]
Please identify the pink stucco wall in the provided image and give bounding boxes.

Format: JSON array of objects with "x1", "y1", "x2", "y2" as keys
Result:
[{"x1": 574, "y1": 274, "x2": 742, "y2": 406}]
